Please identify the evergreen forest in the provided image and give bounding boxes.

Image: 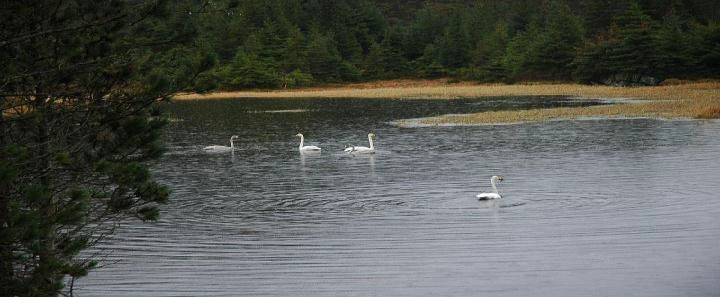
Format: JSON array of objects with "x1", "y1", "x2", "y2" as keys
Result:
[{"x1": 185, "y1": 0, "x2": 720, "y2": 90}]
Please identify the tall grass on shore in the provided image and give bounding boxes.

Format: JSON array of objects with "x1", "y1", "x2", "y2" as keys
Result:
[
  {"x1": 174, "y1": 80, "x2": 720, "y2": 123},
  {"x1": 405, "y1": 81, "x2": 720, "y2": 125}
]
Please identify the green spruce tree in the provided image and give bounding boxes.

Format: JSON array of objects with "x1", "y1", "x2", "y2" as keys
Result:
[
  {"x1": 305, "y1": 31, "x2": 344, "y2": 82},
  {"x1": 527, "y1": 1, "x2": 585, "y2": 80},
  {"x1": 438, "y1": 14, "x2": 471, "y2": 69},
  {"x1": 605, "y1": 1, "x2": 660, "y2": 84},
  {"x1": 0, "y1": 1, "x2": 213, "y2": 295}
]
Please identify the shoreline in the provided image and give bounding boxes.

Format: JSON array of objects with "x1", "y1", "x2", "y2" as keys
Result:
[{"x1": 173, "y1": 80, "x2": 720, "y2": 124}]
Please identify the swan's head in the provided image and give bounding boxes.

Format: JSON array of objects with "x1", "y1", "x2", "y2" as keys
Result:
[
  {"x1": 231, "y1": 135, "x2": 239, "y2": 140},
  {"x1": 368, "y1": 133, "x2": 376, "y2": 138},
  {"x1": 491, "y1": 175, "x2": 504, "y2": 182},
  {"x1": 295, "y1": 133, "x2": 303, "y2": 137}
]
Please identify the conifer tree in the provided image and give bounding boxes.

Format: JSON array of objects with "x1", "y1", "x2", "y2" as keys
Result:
[
  {"x1": 472, "y1": 22, "x2": 510, "y2": 81},
  {"x1": 528, "y1": 1, "x2": 585, "y2": 79},
  {"x1": 280, "y1": 27, "x2": 309, "y2": 73},
  {"x1": 306, "y1": 32, "x2": 343, "y2": 81},
  {"x1": 379, "y1": 28, "x2": 410, "y2": 77},
  {"x1": 403, "y1": 5, "x2": 447, "y2": 61},
  {"x1": 503, "y1": 30, "x2": 534, "y2": 80},
  {"x1": 572, "y1": 37, "x2": 616, "y2": 83},
  {"x1": 219, "y1": 50, "x2": 280, "y2": 88},
  {"x1": 691, "y1": 22, "x2": 720, "y2": 77},
  {"x1": 0, "y1": 1, "x2": 212, "y2": 295},
  {"x1": 363, "y1": 42, "x2": 386, "y2": 79},
  {"x1": 438, "y1": 14, "x2": 471, "y2": 69},
  {"x1": 654, "y1": 15, "x2": 694, "y2": 78},
  {"x1": 573, "y1": 1, "x2": 661, "y2": 84},
  {"x1": 605, "y1": 1, "x2": 659, "y2": 83}
]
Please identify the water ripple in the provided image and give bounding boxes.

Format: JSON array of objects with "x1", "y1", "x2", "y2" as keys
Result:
[{"x1": 78, "y1": 98, "x2": 720, "y2": 297}]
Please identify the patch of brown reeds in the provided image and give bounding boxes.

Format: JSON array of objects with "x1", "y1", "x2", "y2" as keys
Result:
[
  {"x1": 696, "y1": 107, "x2": 720, "y2": 119},
  {"x1": 174, "y1": 79, "x2": 720, "y2": 123}
]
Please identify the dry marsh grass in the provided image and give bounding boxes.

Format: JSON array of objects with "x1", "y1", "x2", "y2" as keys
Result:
[{"x1": 174, "y1": 80, "x2": 720, "y2": 124}]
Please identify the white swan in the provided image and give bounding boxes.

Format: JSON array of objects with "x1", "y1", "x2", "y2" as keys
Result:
[
  {"x1": 203, "y1": 135, "x2": 239, "y2": 152},
  {"x1": 344, "y1": 133, "x2": 375, "y2": 154},
  {"x1": 476, "y1": 176, "x2": 504, "y2": 200},
  {"x1": 296, "y1": 133, "x2": 321, "y2": 152}
]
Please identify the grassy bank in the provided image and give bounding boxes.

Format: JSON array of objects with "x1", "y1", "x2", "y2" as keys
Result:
[{"x1": 174, "y1": 80, "x2": 720, "y2": 124}]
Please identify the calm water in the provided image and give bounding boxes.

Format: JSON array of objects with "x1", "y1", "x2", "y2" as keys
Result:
[{"x1": 78, "y1": 97, "x2": 720, "y2": 296}]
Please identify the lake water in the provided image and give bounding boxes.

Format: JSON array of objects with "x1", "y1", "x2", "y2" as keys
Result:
[{"x1": 77, "y1": 97, "x2": 720, "y2": 297}]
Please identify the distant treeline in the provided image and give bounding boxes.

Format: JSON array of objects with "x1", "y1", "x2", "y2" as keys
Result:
[{"x1": 183, "y1": 0, "x2": 720, "y2": 90}]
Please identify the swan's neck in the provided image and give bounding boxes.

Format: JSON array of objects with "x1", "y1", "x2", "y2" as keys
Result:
[
  {"x1": 368, "y1": 135, "x2": 374, "y2": 150},
  {"x1": 491, "y1": 178, "x2": 498, "y2": 194},
  {"x1": 229, "y1": 138, "x2": 235, "y2": 149},
  {"x1": 298, "y1": 135, "x2": 304, "y2": 149}
]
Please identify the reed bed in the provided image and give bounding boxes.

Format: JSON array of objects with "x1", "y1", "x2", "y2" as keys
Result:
[{"x1": 174, "y1": 80, "x2": 720, "y2": 124}]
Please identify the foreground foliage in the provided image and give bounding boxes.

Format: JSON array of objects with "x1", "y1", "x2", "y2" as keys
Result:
[{"x1": 0, "y1": 1, "x2": 212, "y2": 295}]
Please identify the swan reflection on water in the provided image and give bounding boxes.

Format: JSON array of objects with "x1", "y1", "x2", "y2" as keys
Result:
[
  {"x1": 475, "y1": 200, "x2": 526, "y2": 209},
  {"x1": 299, "y1": 151, "x2": 316, "y2": 166},
  {"x1": 343, "y1": 152, "x2": 376, "y2": 176},
  {"x1": 103, "y1": 98, "x2": 720, "y2": 297}
]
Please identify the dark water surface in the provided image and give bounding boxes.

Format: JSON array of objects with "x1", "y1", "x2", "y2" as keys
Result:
[{"x1": 77, "y1": 97, "x2": 720, "y2": 296}]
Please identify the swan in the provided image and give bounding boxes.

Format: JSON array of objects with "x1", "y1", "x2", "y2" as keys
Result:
[
  {"x1": 476, "y1": 176, "x2": 504, "y2": 200},
  {"x1": 296, "y1": 133, "x2": 321, "y2": 152},
  {"x1": 344, "y1": 133, "x2": 375, "y2": 154},
  {"x1": 203, "y1": 135, "x2": 239, "y2": 152}
]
